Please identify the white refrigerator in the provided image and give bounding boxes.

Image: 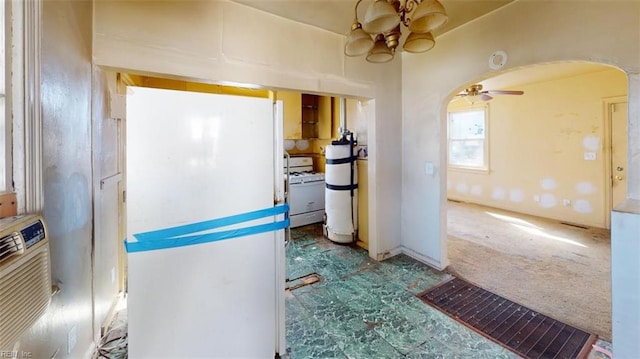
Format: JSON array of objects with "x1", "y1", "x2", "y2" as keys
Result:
[{"x1": 125, "y1": 87, "x2": 286, "y2": 358}]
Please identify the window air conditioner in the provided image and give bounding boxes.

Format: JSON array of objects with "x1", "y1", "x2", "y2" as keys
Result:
[{"x1": 0, "y1": 214, "x2": 51, "y2": 350}]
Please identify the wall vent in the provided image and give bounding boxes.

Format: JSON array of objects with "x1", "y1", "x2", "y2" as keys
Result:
[
  {"x1": 0, "y1": 215, "x2": 51, "y2": 350},
  {"x1": 0, "y1": 232, "x2": 24, "y2": 263}
]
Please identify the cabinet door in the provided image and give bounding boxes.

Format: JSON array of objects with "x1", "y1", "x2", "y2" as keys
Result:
[
  {"x1": 318, "y1": 96, "x2": 333, "y2": 139},
  {"x1": 280, "y1": 91, "x2": 302, "y2": 139},
  {"x1": 332, "y1": 97, "x2": 341, "y2": 138},
  {"x1": 302, "y1": 94, "x2": 319, "y2": 139}
]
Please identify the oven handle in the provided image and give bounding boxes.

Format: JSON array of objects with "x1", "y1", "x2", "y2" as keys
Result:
[{"x1": 289, "y1": 180, "x2": 326, "y2": 187}]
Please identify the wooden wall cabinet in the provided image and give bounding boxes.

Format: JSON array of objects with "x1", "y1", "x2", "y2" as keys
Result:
[
  {"x1": 301, "y1": 94, "x2": 319, "y2": 139},
  {"x1": 280, "y1": 91, "x2": 302, "y2": 139},
  {"x1": 281, "y1": 92, "x2": 334, "y2": 140},
  {"x1": 318, "y1": 96, "x2": 333, "y2": 139}
]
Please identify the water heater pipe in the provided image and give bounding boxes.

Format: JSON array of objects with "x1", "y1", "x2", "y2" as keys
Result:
[{"x1": 339, "y1": 97, "x2": 347, "y2": 136}]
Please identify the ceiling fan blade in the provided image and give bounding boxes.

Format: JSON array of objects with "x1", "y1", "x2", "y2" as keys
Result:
[
  {"x1": 481, "y1": 94, "x2": 493, "y2": 101},
  {"x1": 486, "y1": 90, "x2": 524, "y2": 95}
]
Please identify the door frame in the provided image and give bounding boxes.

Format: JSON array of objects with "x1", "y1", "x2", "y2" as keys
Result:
[{"x1": 603, "y1": 96, "x2": 628, "y2": 229}]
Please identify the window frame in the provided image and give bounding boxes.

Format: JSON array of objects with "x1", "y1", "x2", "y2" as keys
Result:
[
  {"x1": 5, "y1": 0, "x2": 43, "y2": 213},
  {"x1": 447, "y1": 104, "x2": 490, "y2": 173}
]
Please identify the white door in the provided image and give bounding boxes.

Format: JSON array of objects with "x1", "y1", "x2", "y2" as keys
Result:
[
  {"x1": 125, "y1": 87, "x2": 284, "y2": 358},
  {"x1": 611, "y1": 101, "x2": 628, "y2": 210},
  {"x1": 92, "y1": 81, "x2": 125, "y2": 341}
]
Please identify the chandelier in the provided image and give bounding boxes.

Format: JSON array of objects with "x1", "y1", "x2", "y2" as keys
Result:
[{"x1": 344, "y1": 0, "x2": 448, "y2": 63}]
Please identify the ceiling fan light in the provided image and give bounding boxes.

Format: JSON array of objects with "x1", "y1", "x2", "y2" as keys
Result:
[
  {"x1": 403, "y1": 31, "x2": 435, "y2": 53},
  {"x1": 464, "y1": 95, "x2": 481, "y2": 104},
  {"x1": 366, "y1": 35, "x2": 394, "y2": 63},
  {"x1": 345, "y1": 24, "x2": 374, "y2": 56},
  {"x1": 408, "y1": 0, "x2": 448, "y2": 34},
  {"x1": 362, "y1": 0, "x2": 401, "y2": 34}
]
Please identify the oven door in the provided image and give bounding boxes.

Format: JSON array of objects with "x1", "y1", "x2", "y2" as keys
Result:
[{"x1": 289, "y1": 180, "x2": 325, "y2": 215}]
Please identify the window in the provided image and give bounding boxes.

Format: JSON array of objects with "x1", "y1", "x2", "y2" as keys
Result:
[
  {"x1": 2, "y1": 1, "x2": 42, "y2": 212},
  {"x1": 448, "y1": 106, "x2": 488, "y2": 170},
  {"x1": 0, "y1": 3, "x2": 5, "y2": 191}
]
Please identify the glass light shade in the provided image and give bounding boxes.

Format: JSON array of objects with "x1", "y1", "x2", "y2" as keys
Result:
[
  {"x1": 345, "y1": 25, "x2": 374, "y2": 56},
  {"x1": 366, "y1": 36, "x2": 394, "y2": 63},
  {"x1": 403, "y1": 32, "x2": 435, "y2": 53},
  {"x1": 362, "y1": 0, "x2": 400, "y2": 34},
  {"x1": 464, "y1": 95, "x2": 481, "y2": 104},
  {"x1": 408, "y1": 0, "x2": 448, "y2": 34}
]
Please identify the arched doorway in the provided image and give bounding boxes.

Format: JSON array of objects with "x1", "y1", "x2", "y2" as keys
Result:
[{"x1": 443, "y1": 62, "x2": 627, "y2": 341}]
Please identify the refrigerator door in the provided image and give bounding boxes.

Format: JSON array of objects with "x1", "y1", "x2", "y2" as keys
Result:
[{"x1": 126, "y1": 87, "x2": 281, "y2": 358}]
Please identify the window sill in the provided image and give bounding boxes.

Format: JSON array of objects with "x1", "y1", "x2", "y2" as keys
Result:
[{"x1": 448, "y1": 166, "x2": 490, "y2": 175}]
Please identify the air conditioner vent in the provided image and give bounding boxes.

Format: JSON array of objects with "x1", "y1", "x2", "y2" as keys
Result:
[
  {"x1": 0, "y1": 215, "x2": 50, "y2": 350},
  {"x1": 0, "y1": 232, "x2": 24, "y2": 264}
]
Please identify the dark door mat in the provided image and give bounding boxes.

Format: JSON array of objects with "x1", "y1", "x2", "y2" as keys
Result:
[{"x1": 417, "y1": 277, "x2": 596, "y2": 359}]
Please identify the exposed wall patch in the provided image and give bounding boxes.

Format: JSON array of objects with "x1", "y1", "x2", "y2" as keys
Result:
[
  {"x1": 573, "y1": 199, "x2": 593, "y2": 213},
  {"x1": 510, "y1": 189, "x2": 525, "y2": 202},
  {"x1": 456, "y1": 182, "x2": 469, "y2": 194},
  {"x1": 582, "y1": 135, "x2": 600, "y2": 151},
  {"x1": 470, "y1": 185, "x2": 483, "y2": 196},
  {"x1": 539, "y1": 193, "x2": 557, "y2": 208},
  {"x1": 541, "y1": 178, "x2": 557, "y2": 190},
  {"x1": 492, "y1": 187, "x2": 507, "y2": 200},
  {"x1": 575, "y1": 181, "x2": 597, "y2": 195}
]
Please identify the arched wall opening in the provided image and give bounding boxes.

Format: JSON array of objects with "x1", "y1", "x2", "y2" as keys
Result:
[
  {"x1": 440, "y1": 61, "x2": 628, "y2": 340},
  {"x1": 401, "y1": 0, "x2": 639, "y2": 355}
]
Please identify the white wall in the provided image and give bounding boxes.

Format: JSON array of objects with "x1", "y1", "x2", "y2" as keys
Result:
[
  {"x1": 402, "y1": 0, "x2": 639, "y2": 267},
  {"x1": 402, "y1": 0, "x2": 639, "y2": 355},
  {"x1": 93, "y1": 0, "x2": 404, "y2": 258},
  {"x1": 16, "y1": 1, "x2": 102, "y2": 358},
  {"x1": 447, "y1": 68, "x2": 627, "y2": 229}
]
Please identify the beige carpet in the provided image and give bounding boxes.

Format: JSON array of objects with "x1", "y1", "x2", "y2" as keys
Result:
[{"x1": 446, "y1": 200, "x2": 611, "y2": 341}]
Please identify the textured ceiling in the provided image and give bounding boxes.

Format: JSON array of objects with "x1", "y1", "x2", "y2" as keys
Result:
[
  {"x1": 482, "y1": 62, "x2": 614, "y2": 91},
  {"x1": 231, "y1": 0, "x2": 514, "y2": 36},
  {"x1": 229, "y1": 1, "x2": 613, "y2": 92}
]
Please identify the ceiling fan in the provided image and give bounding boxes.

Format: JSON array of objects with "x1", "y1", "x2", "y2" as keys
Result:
[{"x1": 455, "y1": 84, "x2": 524, "y2": 103}]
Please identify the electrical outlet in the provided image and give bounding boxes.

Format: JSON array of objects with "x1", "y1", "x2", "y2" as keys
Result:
[
  {"x1": 563, "y1": 199, "x2": 571, "y2": 206},
  {"x1": 67, "y1": 325, "x2": 77, "y2": 354}
]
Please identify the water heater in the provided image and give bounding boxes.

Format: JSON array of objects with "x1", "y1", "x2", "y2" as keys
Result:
[{"x1": 324, "y1": 134, "x2": 358, "y2": 243}]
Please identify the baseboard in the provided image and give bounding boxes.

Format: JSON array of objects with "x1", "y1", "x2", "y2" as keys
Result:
[
  {"x1": 376, "y1": 246, "x2": 402, "y2": 261},
  {"x1": 84, "y1": 340, "x2": 97, "y2": 359},
  {"x1": 399, "y1": 246, "x2": 446, "y2": 271},
  {"x1": 100, "y1": 292, "x2": 127, "y2": 338}
]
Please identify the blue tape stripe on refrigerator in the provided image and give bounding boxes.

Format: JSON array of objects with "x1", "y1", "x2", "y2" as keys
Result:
[
  {"x1": 125, "y1": 219, "x2": 289, "y2": 253},
  {"x1": 125, "y1": 204, "x2": 289, "y2": 253},
  {"x1": 134, "y1": 203, "x2": 289, "y2": 241}
]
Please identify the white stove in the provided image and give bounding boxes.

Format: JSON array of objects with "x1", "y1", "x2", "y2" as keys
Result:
[
  {"x1": 289, "y1": 171, "x2": 325, "y2": 184},
  {"x1": 286, "y1": 156, "x2": 325, "y2": 184},
  {"x1": 285, "y1": 157, "x2": 325, "y2": 227}
]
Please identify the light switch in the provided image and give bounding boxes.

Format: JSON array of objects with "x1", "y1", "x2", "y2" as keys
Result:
[
  {"x1": 584, "y1": 152, "x2": 597, "y2": 161},
  {"x1": 424, "y1": 162, "x2": 435, "y2": 176}
]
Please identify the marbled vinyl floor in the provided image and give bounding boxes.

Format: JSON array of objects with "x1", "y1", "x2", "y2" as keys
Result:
[
  {"x1": 285, "y1": 224, "x2": 612, "y2": 359},
  {"x1": 95, "y1": 223, "x2": 612, "y2": 358}
]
